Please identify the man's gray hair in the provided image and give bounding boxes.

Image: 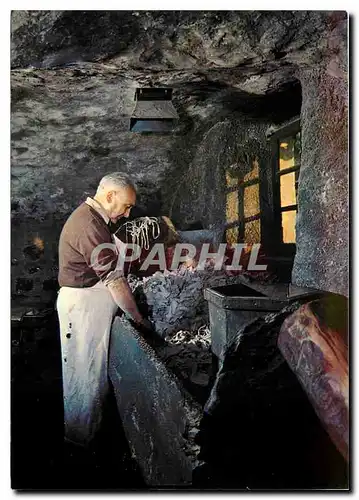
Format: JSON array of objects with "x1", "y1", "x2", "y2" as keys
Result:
[{"x1": 97, "y1": 172, "x2": 137, "y2": 193}]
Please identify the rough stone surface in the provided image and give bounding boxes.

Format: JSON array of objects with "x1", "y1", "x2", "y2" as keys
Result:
[
  {"x1": 10, "y1": 67, "x2": 172, "y2": 301},
  {"x1": 292, "y1": 12, "x2": 348, "y2": 296},
  {"x1": 11, "y1": 11, "x2": 336, "y2": 92},
  {"x1": 11, "y1": 67, "x2": 171, "y2": 220},
  {"x1": 278, "y1": 295, "x2": 349, "y2": 462},
  {"x1": 11, "y1": 217, "x2": 61, "y2": 306},
  {"x1": 195, "y1": 303, "x2": 348, "y2": 488},
  {"x1": 292, "y1": 55, "x2": 348, "y2": 295},
  {"x1": 164, "y1": 118, "x2": 271, "y2": 230},
  {"x1": 108, "y1": 316, "x2": 202, "y2": 486}
]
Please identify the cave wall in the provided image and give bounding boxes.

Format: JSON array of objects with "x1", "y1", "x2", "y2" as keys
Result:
[
  {"x1": 163, "y1": 84, "x2": 303, "y2": 249},
  {"x1": 11, "y1": 68, "x2": 174, "y2": 302},
  {"x1": 11, "y1": 69, "x2": 172, "y2": 219},
  {"x1": 163, "y1": 118, "x2": 271, "y2": 231},
  {"x1": 292, "y1": 13, "x2": 348, "y2": 297}
]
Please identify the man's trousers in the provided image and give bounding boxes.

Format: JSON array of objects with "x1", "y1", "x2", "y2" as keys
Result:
[{"x1": 57, "y1": 281, "x2": 118, "y2": 446}]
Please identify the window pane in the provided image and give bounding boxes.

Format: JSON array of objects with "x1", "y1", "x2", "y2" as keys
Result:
[
  {"x1": 226, "y1": 191, "x2": 239, "y2": 223},
  {"x1": 244, "y1": 219, "x2": 261, "y2": 245},
  {"x1": 282, "y1": 210, "x2": 296, "y2": 243},
  {"x1": 226, "y1": 226, "x2": 238, "y2": 245},
  {"x1": 280, "y1": 172, "x2": 297, "y2": 207},
  {"x1": 244, "y1": 183, "x2": 260, "y2": 218},
  {"x1": 243, "y1": 158, "x2": 259, "y2": 183},
  {"x1": 279, "y1": 136, "x2": 295, "y2": 170}
]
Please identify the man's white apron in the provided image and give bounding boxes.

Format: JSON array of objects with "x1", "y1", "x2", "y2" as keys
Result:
[{"x1": 57, "y1": 280, "x2": 118, "y2": 446}]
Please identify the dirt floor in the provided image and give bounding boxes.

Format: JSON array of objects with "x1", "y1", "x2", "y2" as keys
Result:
[{"x1": 11, "y1": 311, "x2": 146, "y2": 491}]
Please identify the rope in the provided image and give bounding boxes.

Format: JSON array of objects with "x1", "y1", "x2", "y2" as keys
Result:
[
  {"x1": 120, "y1": 216, "x2": 161, "y2": 250},
  {"x1": 166, "y1": 325, "x2": 211, "y2": 349}
]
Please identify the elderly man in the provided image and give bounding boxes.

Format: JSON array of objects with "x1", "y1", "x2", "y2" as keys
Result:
[{"x1": 57, "y1": 172, "x2": 150, "y2": 447}]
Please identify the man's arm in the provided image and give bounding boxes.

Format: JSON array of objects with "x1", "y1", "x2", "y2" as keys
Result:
[
  {"x1": 106, "y1": 276, "x2": 144, "y2": 325},
  {"x1": 77, "y1": 218, "x2": 148, "y2": 327},
  {"x1": 107, "y1": 277, "x2": 154, "y2": 332}
]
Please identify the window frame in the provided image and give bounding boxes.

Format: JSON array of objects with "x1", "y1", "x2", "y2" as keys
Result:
[
  {"x1": 224, "y1": 117, "x2": 301, "y2": 253},
  {"x1": 268, "y1": 117, "x2": 301, "y2": 257},
  {"x1": 225, "y1": 172, "x2": 261, "y2": 244}
]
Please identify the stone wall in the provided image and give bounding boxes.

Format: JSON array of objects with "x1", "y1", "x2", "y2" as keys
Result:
[
  {"x1": 11, "y1": 68, "x2": 173, "y2": 302},
  {"x1": 292, "y1": 13, "x2": 348, "y2": 296},
  {"x1": 163, "y1": 119, "x2": 269, "y2": 230},
  {"x1": 162, "y1": 83, "x2": 302, "y2": 231},
  {"x1": 11, "y1": 69, "x2": 171, "y2": 220}
]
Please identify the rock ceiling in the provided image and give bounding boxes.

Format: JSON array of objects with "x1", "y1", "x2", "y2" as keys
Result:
[{"x1": 11, "y1": 10, "x2": 345, "y2": 96}]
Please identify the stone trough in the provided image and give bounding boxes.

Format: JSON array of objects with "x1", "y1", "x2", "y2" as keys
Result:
[{"x1": 108, "y1": 317, "x2": 204, "y2": 487}]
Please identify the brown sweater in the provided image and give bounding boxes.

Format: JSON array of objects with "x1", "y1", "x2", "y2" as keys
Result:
[{"x1": 58, "y1": 202, "x2": 121, "y2": 288}]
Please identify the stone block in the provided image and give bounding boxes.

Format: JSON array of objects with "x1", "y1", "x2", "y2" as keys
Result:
[
  {"x1": 278, "y1": 295, "x2": 349, "y2": 462},
  {"x1": 108, "y1": 317, "x2": 201, "y2": 486}
]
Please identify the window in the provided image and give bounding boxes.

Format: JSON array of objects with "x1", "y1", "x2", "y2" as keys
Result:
[
  {"x1": 277, "y1": 132, "x2": 301, "y2": 243},
  {"x1": 225, "y1": 159, "x2": 261, "y2": 245},
  {"x1": 268, "y1": 117, "x2": 301, "y2": 254},
  {"x1": 223, "y1": 117, "x2": 301, "y2": 254}
]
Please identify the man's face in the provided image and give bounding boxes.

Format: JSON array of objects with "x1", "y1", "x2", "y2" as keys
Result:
[{"x1": 106, "y1": 186, "x2": 136, "y2": 223}]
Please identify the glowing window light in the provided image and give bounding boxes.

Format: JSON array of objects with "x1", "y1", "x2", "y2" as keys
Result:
[
  {"x1": 282, "y1": 211, "x2": 296, "y2": 243},
  {"x1": 244, "y1": 219, "x2": 261, "y2": 245},
  {"x1": 226, "y1": 226, "x2": 239, "y2": 245},
  {"x1": 280, "y1": 172, "x2": 297, "y2": 208},
  {"x1": 226, "y1": 191, "x2": 239, "y2": 223},
  {"x1": 244, "y1": 184, "x2": 260, "y2": 218},
  {"x1": 243, "y1": 159, "x2": 259, "y2": 183}
]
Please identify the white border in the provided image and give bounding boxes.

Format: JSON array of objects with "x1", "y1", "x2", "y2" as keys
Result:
[{"x1": 3, "y1": 3, "x2": 356, "y2": 499}]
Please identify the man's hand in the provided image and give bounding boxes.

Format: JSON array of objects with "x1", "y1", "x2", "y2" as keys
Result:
[
  {"x1": 106, "y1": 277, "x2": 155, "y2": 335},
  {"x1": 139, "y1": 318, "x2": 154, "y2": 332},
  {"x1": 129, "y1": 317, "x2": 155, "y2": 336}
]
